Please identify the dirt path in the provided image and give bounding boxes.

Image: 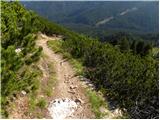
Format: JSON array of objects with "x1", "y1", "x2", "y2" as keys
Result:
[
  {"x1": 36, "y1": 34, "x2": 94, "y2": 119},
  {"x1": 8, "y1": 33, "x2": 123, "y2": 119}
]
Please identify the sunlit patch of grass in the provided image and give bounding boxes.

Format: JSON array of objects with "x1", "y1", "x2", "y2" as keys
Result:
[
  {"x1": 47, "y1": 40, "x2": 63, "y2": 53},
  {"x1": 28, "y1": 94, "x2": 47, "y2": 118},
  {"x1": 62, "y1": 52, "x2": 72, "y2": 60},
  {"x1": 44, "y1": 87, "x2": 52, "y2": 97},
  {"x1": 28, "y1": 94, "x2": 37, "y2": 112},
  {"x1": 36, "y1": 112, "x2": 44, "y2": 119},
  {"x1": 113, "y1": 114, "x2": 129, "y2": 119},
  {"x1": 150, "y1": 47, "x2": 159, "y2": 57},
  {"x1": 45, "y1": 61, "x2": 56, "y2": 97},
  {"x1": 86, "y1": 89, "x2": 108, "y2": 118},
  {"x1": 37, "y1": 98, "x2": 47, "y2": 109},
  {"x1": 70, "y1": 59, "x2": 84, "y2": 75},
  {"x1": 39, "y1": 53, "x2": 56, "y2": 97}
]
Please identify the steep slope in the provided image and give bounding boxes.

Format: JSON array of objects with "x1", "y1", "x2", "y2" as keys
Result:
[
  {"x1": 1, "y1": 1, "x2": 44, "y2": 117},
  {"x1": 2, "y1": 1, "x2": 158, "y2": 119}
]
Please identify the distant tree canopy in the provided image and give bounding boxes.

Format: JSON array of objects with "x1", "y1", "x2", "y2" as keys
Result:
[
  {"x1": 102, "y1": 32, "x2": 155, "y2": 57},
  {"x1": 119, "y1": 36, "x2": 130, "y2": 52},
  {"x1": 22, "y1": 1, "x2": 159, "y2": 34}
]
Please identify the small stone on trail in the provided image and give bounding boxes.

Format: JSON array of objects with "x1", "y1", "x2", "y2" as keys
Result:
[
  {"x1": 75, "y1": 98, "x2": 83, "y2": 104},
  {"x1": 99, "y1": 106, "x2": 108, "y2": 113},
  {"x1": 113, "y1": 108, "x2": 123, "y2": 116},
  {"x1": 40, "y1": 95, "x2": 44, "y2": 98},
  {"x1": 70, "y1": 85, "x2": 77, "y2": 89},
  {"x1": 21, "y1": 90, "x2": 26, "y2": 95},
  {"x1": 68, "y1": 90, "x2": 75, "y2": 94},
  {"x1": 13, "y1": 97, "x2": 16, "y2": 100},
  {"x1": 64, "y1": 80, "x2": 69, "y2": 83}
]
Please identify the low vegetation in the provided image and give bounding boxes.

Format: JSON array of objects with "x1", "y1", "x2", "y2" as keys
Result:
[
  {"x1": 47, "y1": 27, "x2": 158, "y2": 118},
  {"x1": 47, "y1": 40, "x2": 126, "y2": 119},
  {"x1": 1, "y1": 1, "x2": 43, "y2": 117},
  {"x1": 86, "y1": 90, "x2": 107, "y2": 118},
  {"x1": 47, "y1": 40, "x2": 63, "y2": 53},
  {"x1": 61, "y1": 33, "x2": 158, "y2": 119},
  {"x1": 43, "y1": 61, "x2": 56, "y2": 97},
  {"x1": 37, "y1": 98, "x2": 47, "y2": 109},
  {"x1": 1, "y1": 1, "x2": 158, "y2": 119}
]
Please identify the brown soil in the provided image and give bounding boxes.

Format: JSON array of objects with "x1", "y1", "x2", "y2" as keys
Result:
[{"x1": 36, "y1": 33, "x2": 95, "y2": 118}]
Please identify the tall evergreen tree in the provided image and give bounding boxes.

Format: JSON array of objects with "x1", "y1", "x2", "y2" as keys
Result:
[
  {"x1": 136, "y1": 41, "x2": 145, "y2": 56},
  {"x1": 119, "y1": 37, "x2": 130, "y2": 52},
  {"x1": 131, "y1": 40, "x2": 137, "y2": 54}
]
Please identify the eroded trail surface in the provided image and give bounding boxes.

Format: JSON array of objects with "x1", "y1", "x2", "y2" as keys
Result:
[{"x1": 36, "y1": 34, "x2": 94, "y2": 119}]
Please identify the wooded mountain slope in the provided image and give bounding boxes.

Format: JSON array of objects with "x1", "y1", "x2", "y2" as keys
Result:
[
  {"x1": 23, "y1": 1, "x2": 159, "y2": 34},
  {"x1": 1, "y1": 1, "x2": 159, "y2": 119}
]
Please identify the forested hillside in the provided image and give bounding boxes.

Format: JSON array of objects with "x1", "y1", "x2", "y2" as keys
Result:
[
  {"x1": 1, "y1": 1, "x2": 159, "y2": 119},
  {"x1": 22, "y1": 1, "x2": 159, "y2": 34}
]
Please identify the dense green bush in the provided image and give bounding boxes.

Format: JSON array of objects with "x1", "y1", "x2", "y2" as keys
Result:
[
  {"x1": 61, "y1": 31, "x2": 158, "y2": 118},
  {"x1": 1, "y1": 1, "x2": 42, "y2": 117}
]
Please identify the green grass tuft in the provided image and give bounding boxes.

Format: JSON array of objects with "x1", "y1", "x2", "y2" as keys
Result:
[
  {"x1": 70, "y1": 59, "x2": 84, "y2": 75},
  {"x1": 29, "y1": 94, "x2": 37, "y2": 112},
  {"x1": 47, "y1": 40, "x2": 63, "y2": 53},
  {"x1": 86, "y1": 89, "x2": 108, "y2": 118},
  {"x1": 37, "y1": 98, "x2": 47, "y2": 109}
]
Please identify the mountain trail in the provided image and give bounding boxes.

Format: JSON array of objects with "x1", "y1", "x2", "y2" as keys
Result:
[
  {"x1": 8, "y1": 33, "x2": 124, "y2": 119},
  {"x1": 36, "y1": 33, "x2": 95, "y2": 119}
]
